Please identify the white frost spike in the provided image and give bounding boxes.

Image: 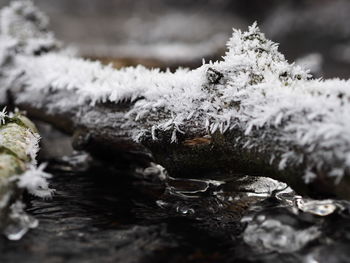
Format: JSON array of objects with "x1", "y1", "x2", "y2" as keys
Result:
[
  {"x1": 171, "y1": 129, "x2": 178, "y2": 143},
  {"x1": 25, "y1": 130, "x2": 40, "y2": 165},
  {"x1": 0, "y1": 107, "x2": 7, "y2": 125},
  {"x1": 278, "y1": 157, "x2": 288, "y2": 171},
  {"x1": 303, "y1": 170, "x2": 317, "y2": 184},
  {"x1": 205, "y1": 118, "x2": 210, "y2": 130},
  {"x1": 16, "y1": 163, "x2": 54, "y2": 198},
  {"x1": 151, "y1": 125, "x2": 157, "y2": 140}
]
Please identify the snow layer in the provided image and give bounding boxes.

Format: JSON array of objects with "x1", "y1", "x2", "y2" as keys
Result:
[{"x1": 2, "y1": 1, "x2": 350, "y2": 184}]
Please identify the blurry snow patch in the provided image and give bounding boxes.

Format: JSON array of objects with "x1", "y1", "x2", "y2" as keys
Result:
[
  {"x1": 25, "y1": 130, "x2": 40, "y2": 164},
  {"x1": 332, "y1": 43, "x2": 350, "y2": 64},
  {"x1": 60, "y1": 151, "x2": 92, "y2": 172},
  {"x1": 295, "y1": 53, "x2": 323, "y2": 75},
  {"x1": 79, "y1": 34, "x2": 226, "y2": 63},
  {"x1": 0, "y1": 0, "x2": 48, "y2": 38},
  {"x1": 0, "y1": 35, "x2": 16, "y2": 65},
  {"x1": 243, "y1": 218, "x2": 320, "y2": 253},
  {"x1": 3, "y1": 201, "x2": 38, "y2": 240},
  {"x1": 123, "y1": 13, "x2": 232, "y2": 44},
  {"x1": 75, "y1": 10, "x2": 231, "y2": 62},
  {"x1": 49, "y1": 10, "x2": 242, "y2": 62},
  {"x1": 0, "y1": 36, "x2": 18, "y2": 105},
  {"x1": 0, "y1": 0, "x2": 59, "y2": 54},
  {"x1": 264, "y1": 0, "x2": 350, "y2": 39}
]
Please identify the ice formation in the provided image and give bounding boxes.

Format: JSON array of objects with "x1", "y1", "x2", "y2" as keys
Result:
[
  {"x1": 16, "y1": 163, "x2": 53, "y2": 198},
  {"x1": 0, "y1": 107, "x2": 7, "y2": 125},
  {"x1": 1, "y1": 1, "x2": 350, "y2": 185}
]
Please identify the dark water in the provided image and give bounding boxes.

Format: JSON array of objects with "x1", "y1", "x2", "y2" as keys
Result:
[{"x1": 1, "y1": 153, "x2": 350, "y2": 263}]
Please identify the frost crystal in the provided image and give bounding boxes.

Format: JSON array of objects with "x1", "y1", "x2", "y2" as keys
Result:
[
  {"x1": 25, "y1": 130, "x2": 40, "y2": 165},
  {"x1": 0, "y1": 107, "x2": 7, "y2": 125},
  {"x1": 16, "y1": 163, "x2": 54, "y2": 198}
]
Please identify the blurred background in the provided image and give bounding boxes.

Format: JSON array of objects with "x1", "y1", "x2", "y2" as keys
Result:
[{"x1": 1, "y1": 0, "x2": 350, "y2": 77}]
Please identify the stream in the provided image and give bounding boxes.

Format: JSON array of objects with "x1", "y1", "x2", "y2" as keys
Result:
[{"x1": 1, "y1": 149, "x2": 350, "y2": 263}]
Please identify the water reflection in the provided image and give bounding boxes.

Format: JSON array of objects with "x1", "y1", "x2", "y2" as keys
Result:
[
  {"x1": 143, "y1": 164, "x2": 350, "y2": 261},
  {"x1": 1, "y1": 157, "x2": 350, "y2": 262}
]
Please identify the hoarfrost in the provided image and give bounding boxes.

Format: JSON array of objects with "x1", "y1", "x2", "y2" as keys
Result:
[
  {"x1": 0, "y1": 107, "x2": 7, "y2": 125},
  {"x1": 2, "y1": 2, "x2": 350, "y2": 185}
]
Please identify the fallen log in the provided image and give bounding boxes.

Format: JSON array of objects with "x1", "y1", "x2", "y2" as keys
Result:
[{"x1": 1, "y1": 1, "x2": 350, "y2": 198}]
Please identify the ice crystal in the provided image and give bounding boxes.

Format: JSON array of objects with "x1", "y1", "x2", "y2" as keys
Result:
[
  {"x1": 25, "y1": 129, "x2": 40, "y2": 165},
  {"x1": 0, "y1": 107, "x2": 7, "y2": 125},
  {"x1": 16, "y1": 163, "x2": 54, "y2": 198}
]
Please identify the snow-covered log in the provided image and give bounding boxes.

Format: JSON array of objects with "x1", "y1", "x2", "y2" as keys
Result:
[{"x1": 1, "y1": 1, "x2": 350, "y2": 198}]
